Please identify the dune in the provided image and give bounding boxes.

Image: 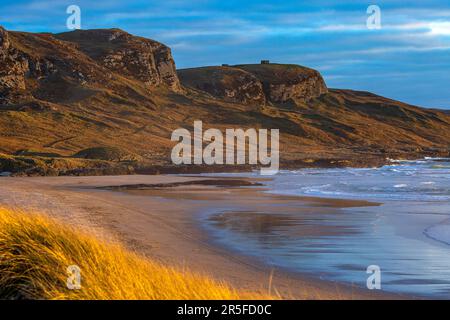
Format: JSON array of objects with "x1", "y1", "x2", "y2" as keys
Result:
[{"x1": 0, "y1": 207, "x2": 271, "y2": 300}]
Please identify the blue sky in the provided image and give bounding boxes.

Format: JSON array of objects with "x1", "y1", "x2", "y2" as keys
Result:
[{"x1": 1, "y1": 0, "x2": 449, "y2": 109}]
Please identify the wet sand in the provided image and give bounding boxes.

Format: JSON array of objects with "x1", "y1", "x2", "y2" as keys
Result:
[{"x1": 0, "y1": 175, "x2": 408, "y2": 299}]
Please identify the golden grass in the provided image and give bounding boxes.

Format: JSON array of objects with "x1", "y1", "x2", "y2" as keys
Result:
[{"x1": 0, "y1": 208, "x2": 271, "y2": 300}]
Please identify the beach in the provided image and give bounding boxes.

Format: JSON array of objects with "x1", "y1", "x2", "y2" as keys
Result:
[{"x1": 0, "y1": 174, "x2": 403, "y2": 299}]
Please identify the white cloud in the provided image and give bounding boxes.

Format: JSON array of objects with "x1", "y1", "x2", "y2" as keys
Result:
[{"x1": 428, "y1": 21, "x2": 450, "y2": 35}]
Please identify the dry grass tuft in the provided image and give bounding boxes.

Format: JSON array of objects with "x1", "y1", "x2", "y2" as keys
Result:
[{"x1": 0, "y1": 208, "x2": 271, "y2": 300}]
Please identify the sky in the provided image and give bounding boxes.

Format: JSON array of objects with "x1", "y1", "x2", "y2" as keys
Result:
[{"x1": 1, "y1": 0, "x2": 449, "y2": 109}]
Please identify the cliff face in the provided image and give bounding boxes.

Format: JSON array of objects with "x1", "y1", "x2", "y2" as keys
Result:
[
  {"x1": 235, "y1": 64, "x2": 328, "y2": 103},
  {"x1": 55, "y1": 29, "x2": 181, "y2": 92},
  {"x1": 178, "y1": 63, "x2": 328, "y2": 105},
  {"x1": 0, "y1": 28, "x2": 181, "y2": 105},
  {"x1": 177, "y1": 66, "x2": 265, "y2": 105},
  {"x1": 0, "y1": 27, "x2": 28, "y2": 95},
  {"x1": 1, "y1": 29, "x2": 115, "y2": 105}
]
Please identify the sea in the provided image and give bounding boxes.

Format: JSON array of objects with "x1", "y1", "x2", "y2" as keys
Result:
[{"x1": 202, "y1": 158, "x2": 450, "y2": 298}]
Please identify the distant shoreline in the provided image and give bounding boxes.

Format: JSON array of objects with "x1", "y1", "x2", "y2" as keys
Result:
[{"x1": 1, "y1": 150, "x2": 449, "y2": 177}]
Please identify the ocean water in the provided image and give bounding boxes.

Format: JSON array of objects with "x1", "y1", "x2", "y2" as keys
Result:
[{"x1": 202, "y1": 158, "x2": 450, "y2": 298}]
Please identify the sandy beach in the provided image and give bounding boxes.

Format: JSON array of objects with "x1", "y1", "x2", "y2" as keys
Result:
[{"x1": 0, "y1": 174, "x2": 406, "y2": 299}]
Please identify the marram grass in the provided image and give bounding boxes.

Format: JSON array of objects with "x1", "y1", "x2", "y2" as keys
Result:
[{"x1": 0, "y1": 208, "x2": 271, "y2": 300}]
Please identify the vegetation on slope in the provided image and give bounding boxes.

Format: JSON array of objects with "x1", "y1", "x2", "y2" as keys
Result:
[
  {"x1": 1, "y1": 27, "x2": 450, "y2": 175},
  {"x1": 0, "y1": 152, "x2": 134, "y2": 176},
  {"x1": 73, "y1": 146, "x2": 142, "y2": 161},
  {"x1": 0, "y1": 208, "x2": 271, "y2": 300}
]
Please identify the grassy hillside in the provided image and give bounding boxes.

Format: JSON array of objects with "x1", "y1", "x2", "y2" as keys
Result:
[{"x1": 1, "y1": 27, "x2": 449, "y2": 175}]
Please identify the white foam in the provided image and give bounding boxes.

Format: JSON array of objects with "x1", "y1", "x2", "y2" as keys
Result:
[{"x1": 425, "y1": 157, "x2": 450, "y2": 161}]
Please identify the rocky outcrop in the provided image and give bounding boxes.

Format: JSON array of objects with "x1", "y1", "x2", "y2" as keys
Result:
[
  {"x1": 0, "y1": 27, "x2": 7, "y2": 48},
  {"x1": 0, "y1": 27, "x2": 28, "y2": 93},
  {"x1": 265, "y1": 74, "x2": 327, "y2": 103},
  {"x1": 55, "y1": 29, "x2": 182, "y2": 92},
  {"x1": 1, "y1": 27, "x2": 182, "y2": 105},
  {"x1": 177, "y1": 66, "x2": 265, "y2": 105},
  {"x1": 1, "y1": 27, "x2": 111, "y2": 104},
  {"x1": 235, "y1": 64, "x2": 328, "y2": 103},
  {"x1": 178, "y1": 63, "x2": 328, "y2": 105}
]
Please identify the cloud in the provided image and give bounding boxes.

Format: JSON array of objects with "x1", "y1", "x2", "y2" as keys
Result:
[{"x1": 428, "y1": 21, "x2": 450, "y2": 35}]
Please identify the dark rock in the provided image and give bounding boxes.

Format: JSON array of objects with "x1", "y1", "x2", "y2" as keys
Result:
[
  {"x1": 235, "y1": 63, "x2": 328, "y2": 103},
  {"x1": 178, "y1": 63, "x2": 328, "y2": 105},
  {"x1": 55, "y1": 29, "x2": 182, "y2": 92},
  {"x1": 178, "y1": 66, "x2": 265, "y2": 105}
]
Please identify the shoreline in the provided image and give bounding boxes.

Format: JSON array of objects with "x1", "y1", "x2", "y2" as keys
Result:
[
  {"x1": 2, "y1": 151, "x2": 449, "y2": 177},
  {"x1": 0, "y1": 175, "x2": 412, "y2": 299}
]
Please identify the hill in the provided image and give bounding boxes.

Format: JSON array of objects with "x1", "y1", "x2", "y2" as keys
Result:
[{"x1": 1, "y1": 26, "x2": 449, "y2": 175}]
